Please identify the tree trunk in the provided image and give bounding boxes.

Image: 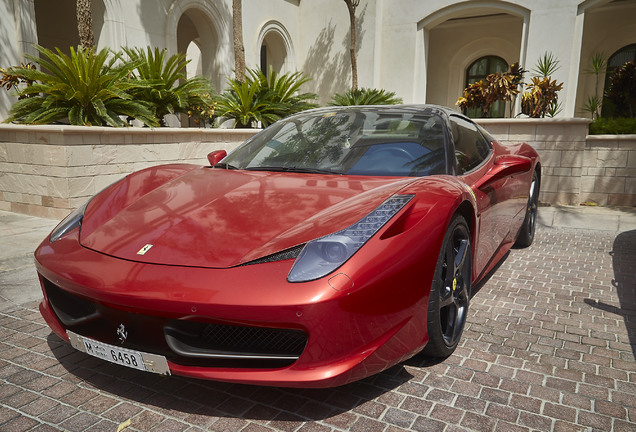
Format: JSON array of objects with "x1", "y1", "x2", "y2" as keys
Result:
[
  {"x1": 233, "y1": 0, "x2": 246, "y2": 82},
  {"x1": 344, "y1": 0, "x2": 359, "y2": 91},
  {"x1": 76, "y1": 0, "x2": 94, "y2": 49}
]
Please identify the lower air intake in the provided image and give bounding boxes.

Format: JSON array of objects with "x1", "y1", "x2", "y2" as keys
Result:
[{"x1": 164, "y1": 320, "x2": 307, "y2": 361}]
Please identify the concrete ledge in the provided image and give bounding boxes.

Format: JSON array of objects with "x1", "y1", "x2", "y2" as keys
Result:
[{"x1": 538, "y1": 205, "x2": 636, "y2": 232}]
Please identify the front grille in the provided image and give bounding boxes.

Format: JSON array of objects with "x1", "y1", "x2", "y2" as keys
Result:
[
  {"x1": 42, "y1": 277, "x2": 307, "y2": 369},
  {"x1": 164, "y1": 320, "x2": 307, "y2": 362}
]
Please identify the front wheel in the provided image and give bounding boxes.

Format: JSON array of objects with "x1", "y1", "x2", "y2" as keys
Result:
[{"x1": 421, "y1": 215, "x2": 472, "y2": 358}]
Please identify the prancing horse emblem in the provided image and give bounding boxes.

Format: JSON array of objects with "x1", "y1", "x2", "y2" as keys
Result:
[
  {"x1": 116, "y1": 324, "x2": 128, "y2": 344},
  {"x1": 137, "y1": 244, "x2": 153, "y2": 255}
]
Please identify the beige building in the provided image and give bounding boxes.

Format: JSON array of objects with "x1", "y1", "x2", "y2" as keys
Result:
[{"x1": 1, "y1": 0, "x2": 635, "y2": 122}]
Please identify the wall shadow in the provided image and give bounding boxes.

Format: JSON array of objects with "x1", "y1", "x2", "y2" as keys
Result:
[
  {"x1": 1, "y1": 1, "x2": 24, "y2": 120},
  {"x1": 302, "y1": 3, "x2": 367, "y2": 104},
  {"x1": 584, "y1": 229, "x2": 636, "y2": 360},
  {"x1": 47, "y1": 332, "x2": 413, "y2": 423}
]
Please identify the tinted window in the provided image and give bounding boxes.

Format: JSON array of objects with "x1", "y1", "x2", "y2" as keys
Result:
[{"x1": 450, "y1": 116, "x2": 492, "y2": 174}]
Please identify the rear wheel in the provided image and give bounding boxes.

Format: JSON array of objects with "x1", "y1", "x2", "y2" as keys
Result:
[
  {"x1": 515, "y1": 171, "x2": 539, "y2": 247},
  {"x1": 422, "y1": 215, "x2": 472, "y2": 358}
]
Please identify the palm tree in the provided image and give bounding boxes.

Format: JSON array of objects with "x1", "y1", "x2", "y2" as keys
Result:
[
  {"x1": 76, "y1": 0, "x2": 94, "y2": 49},
  {"x1": 343, "y1": 0, "x2": 360, "y2": 91},
  {"x1": 232, "y1": 0, "x2": 246, "y2": 82}
]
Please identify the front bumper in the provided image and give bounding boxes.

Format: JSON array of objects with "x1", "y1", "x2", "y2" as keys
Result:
[{"x1": 36, "y1": 231, "x2": 434, "y2": 387}]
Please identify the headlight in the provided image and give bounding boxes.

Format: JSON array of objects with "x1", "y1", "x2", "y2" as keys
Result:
[
  {"x1": 49, "y1": 200, "x2": 89, "y2": 242},
  {"x1": 287, "y1": 194, "x2": 414, "y2": 282}
]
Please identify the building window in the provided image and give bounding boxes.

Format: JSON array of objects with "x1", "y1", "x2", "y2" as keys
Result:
[
  {"x1": 259, "y1": 31, "x2": 287, "y2": 77},
  {"x1": 602, "y1": 44, "x2": 636, "y2": 118},
  {"x1": 260, "y1": 45, "x2": 268, "y2": 75},
  {"x1": 464, "y1": 56, "x2": 508, "y2": 118}
]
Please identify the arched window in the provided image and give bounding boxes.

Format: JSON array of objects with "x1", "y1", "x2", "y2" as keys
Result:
[
  {"x1": 602, "y1": 44, "x2": 636, "y2": 117},
  {"x1": 464, "y1": 56, "x2": 508, "y2": 118},
  {"x1": 257, "y1": 21, "x2": 295, "y2": 78}
]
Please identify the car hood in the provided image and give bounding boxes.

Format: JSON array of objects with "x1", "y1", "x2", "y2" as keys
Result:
[{"x1": 80, "y1": 168, "x2": 417, "y2": 268}]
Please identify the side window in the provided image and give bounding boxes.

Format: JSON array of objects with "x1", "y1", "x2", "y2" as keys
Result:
[{"x1": 450, "y1": 116, "x2": 492, "y2": 174}]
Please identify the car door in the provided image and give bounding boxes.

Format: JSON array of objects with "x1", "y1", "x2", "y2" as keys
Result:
[{"x1": 450, "y1": 115, "x2": 512, "y2": 278}]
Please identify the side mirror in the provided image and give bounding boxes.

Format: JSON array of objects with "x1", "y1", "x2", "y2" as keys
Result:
[
  {"x1": 207, "y1": 150, "x2": 227, "y2": 166},
  {"x1": 473, "y1": 155, "x2": 532, "y2": 190}
]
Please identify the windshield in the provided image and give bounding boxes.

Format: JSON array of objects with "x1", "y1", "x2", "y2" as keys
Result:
[{"x1": 222, "y1": 108, "x2": 448, "y2": 177}]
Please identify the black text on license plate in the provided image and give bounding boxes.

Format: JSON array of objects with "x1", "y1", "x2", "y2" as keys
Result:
[{"x1": 67, "y1": 331, "x2": 170, "y2": 375}]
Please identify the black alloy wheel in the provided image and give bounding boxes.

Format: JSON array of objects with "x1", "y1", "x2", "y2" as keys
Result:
[
  {"x1": 422, "y1": 214, "x2": 472, "y2": 358},
  {"x1": 515, "y1": 171, "x2": 539, "y2": 247}
]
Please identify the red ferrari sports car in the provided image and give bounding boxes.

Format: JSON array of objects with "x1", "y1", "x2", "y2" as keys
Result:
[{"x1": 35, "y1": 105, "x2": 540, "y2": 388}]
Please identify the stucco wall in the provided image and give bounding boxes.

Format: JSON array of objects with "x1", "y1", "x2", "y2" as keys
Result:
[{"x1": 4, "y1": 0, "x2": 635, "y2": 122}]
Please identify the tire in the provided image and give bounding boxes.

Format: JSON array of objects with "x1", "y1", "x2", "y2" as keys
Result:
[
  {"x1": 515, "y1": 171, "x2": 539, "y2": 248},
  {"x1": 422, "y1": 214, "x2": 472, "y2": 358}
]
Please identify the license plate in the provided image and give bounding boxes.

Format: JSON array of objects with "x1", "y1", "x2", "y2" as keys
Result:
[{"x1": 67, "y1": 331, "x2": 170, "y2": 375}]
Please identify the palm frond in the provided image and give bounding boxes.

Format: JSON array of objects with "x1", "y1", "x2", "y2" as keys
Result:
[{"x1": 329, "y1": 88, "x2": 402, "y2": 106}]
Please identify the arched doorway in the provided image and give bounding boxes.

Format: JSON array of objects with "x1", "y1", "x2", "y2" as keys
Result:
[
  {"x1": 34, "y1": 0, "x2": 79, "y2": 54},
  {"x1": 176, "y1": 9, "x2": 220, "y2": 87},
  {"x1": 34, "y1": 0, "x2": 105, "y2": 53},
  {"x1": 165, "y1": 0, "x2": 230, "y2": 92},
  {"x1": 418, "y1": 3, "x2": 527, "y2": 109},
  {"x1": 575, "y1": 0, "x2": 636, "y2": 118}
]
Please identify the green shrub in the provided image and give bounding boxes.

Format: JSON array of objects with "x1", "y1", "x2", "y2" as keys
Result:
[
  {"x1": 589, "y1": 117, "x2": 636, "y2": 134},
  {"x1": 250, "y1": 68, "x2": 318, "y2": 117},
  {"x1": 329, "y1": 88, "x2": 402, "y2": 106},
  {"x1": 457, "y1": 62, "x2": 525, "y2": 117},
  {"x1": 521, "y1": 76, "x2": 563, "y2": 118},
  {"x1": 216, "y1": 67, "x2": 317, "y2": 128},
  {"x1": 216, "y1": 77, "x2": 284, "y2": 128},
  {"x1": 4, "y1": 45, "x2": 158, "y2": 127},
  {"x1": 122, "y1": 47, "x2": 217, "y2": 126},
  {"x1": 604, "y1": 61, "x2": 636, "y2": 118}
]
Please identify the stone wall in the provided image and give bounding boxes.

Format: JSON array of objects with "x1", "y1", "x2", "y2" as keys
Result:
[
  {"x1": 0, "y1": 125, "x2": 258, "y2": 219},
  {"x1": 1, "y1": 120, "x2": 634, "y2": 219},
  {"x1": 582, "y1": 135, "x2": 636, "y2": 206},
  {"x1": 477, "y1": 118, "x2": 636, "y2": 207}
]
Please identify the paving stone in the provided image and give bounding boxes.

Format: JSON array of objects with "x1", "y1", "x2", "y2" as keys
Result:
[
  {"x1": 2, "y1": 213, "x2": 636, "y2": 431},
  {"x1": 59, "y1": 412, "x2": 101, "y2": 432}
]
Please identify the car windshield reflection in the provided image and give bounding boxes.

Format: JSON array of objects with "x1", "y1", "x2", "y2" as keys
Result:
[{"x1": 223, "y1": 107, "x2": 448, "y2": 177}]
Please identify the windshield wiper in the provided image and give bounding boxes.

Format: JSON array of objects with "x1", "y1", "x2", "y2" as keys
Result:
[
  {"x1": 213, "y1": 162, "x2": 239, "y2": 170},
  {"x1": 245, "y1": 166, "x2": 340, "y2": 175}
]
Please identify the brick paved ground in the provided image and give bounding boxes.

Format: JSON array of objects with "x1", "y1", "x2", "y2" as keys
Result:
[{"x1": 1, "y1": 225, "x2": 635, "y2": 432}]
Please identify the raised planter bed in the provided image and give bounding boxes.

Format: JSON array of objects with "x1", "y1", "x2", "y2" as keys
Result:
[{"x1": 1, "y1": 119, "x2": 634, "y2": 219}]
